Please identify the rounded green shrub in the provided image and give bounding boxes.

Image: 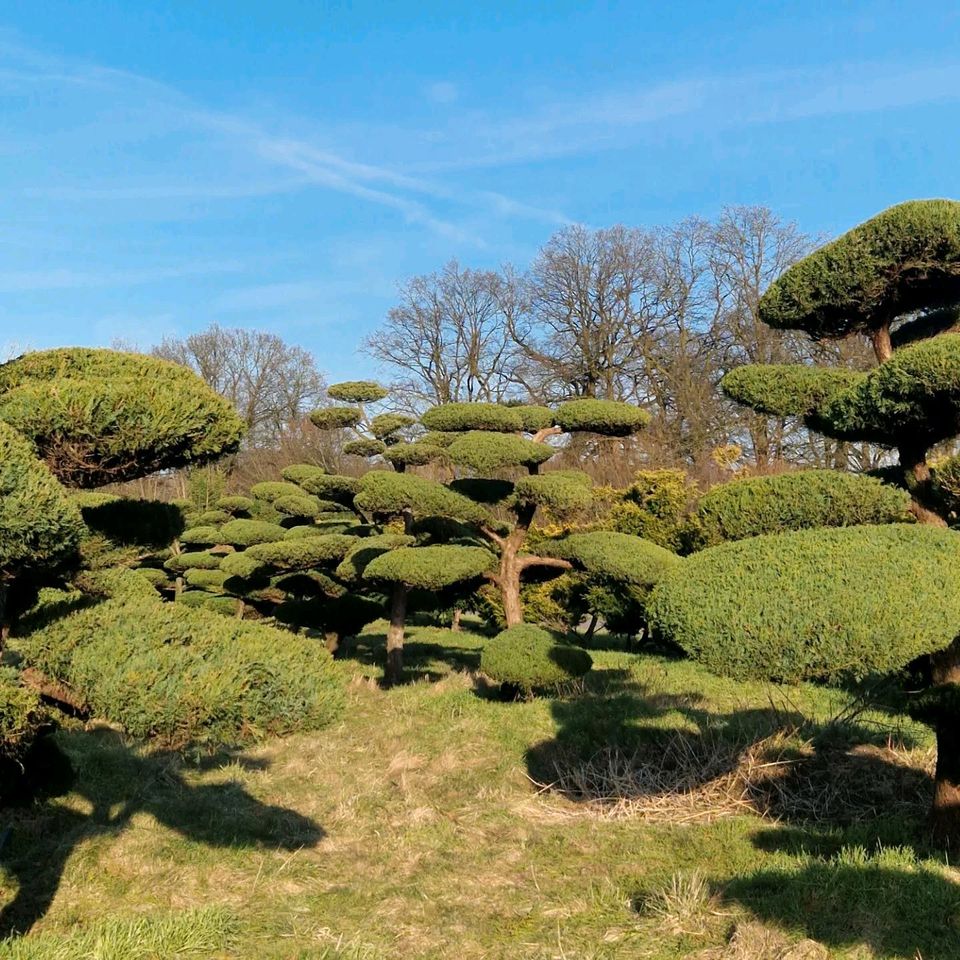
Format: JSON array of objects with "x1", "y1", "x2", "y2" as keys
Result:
[
  {"x1": 327, "y1": 380, "x2": 389, "y2": 404},
  {"x1": 447, "y1": 431, "x2": 555, "y2": 473},
  {"x1": 296, "y1": 473, "x2": 360, "y2": 504},
  {"x1": 184, "y1": 569, "x2": 229, "y2": 592},
  {"x1": 179, "y1": 525, "x2": 223, "y2": 547},
  {"x1": 250, "y1": 481, "x2": 304, "y2": 502},
  {"x1": 546, "y1": 531, "x2": 681, "y2": 589},
  {"x1": 649, "y1": 524, "x2": 960, "y2": 684},
  {"x1": 216, "y1": 495, "x2": 256, "y2": 515},
  {"x1": 136, "y1": 567, "x2": 170, "y2": 589},
  {"x1": 0, "y1": 421, "x2": 85, "y2": 585},
  {"x1": 694, "y1": 469, "x2": 912, "y2": 547},
  {"x1": 309, "y1": 406, "x2": 363, "y2": 430},
  {"x1": 246, "y1": 534, "x2": 357, "y2": 569},
  {"x1": 164, "y1": 550, "x2": 225, "y2": 573},
  {"x1": 758, "y1": 200, "x2": 960, "y2": 342},
  {"x1": 512, "y1": 473, "x2": 593, "y2": 513},
  {"x1": 554, "y1": 399, "x2": 649, "y2": 436},
  {"x1": 281, "y1": 463, "x2": 326, "y2": 485},
  {"x1": 335, "y1": 534, "x2": 416, "y2": 581},
  {"x1": 196, "y1": 509, "x2": 231, "y2": 526},
  {"x1": 0, "y1": 348, "x2": 245, "y2": 487},
  {"x1": 363, "y1": 545, "x2": 494, "y2": 589},
  {"x1": 421, "y1": 402, "x2": 524, "y2": 433},
  {"x1": 273, "y1": 494, "x2": 322, "y2": 518},
  {"x1": 721, "y1": 365, "x2": 865, "y2": 418},
  {"x1": 355, "y1": 471, "x2": 487, "y2": 522},
  {"x1": 283, "y1": 525, "x2": 327, "y2": 539},
  {"x1": 370, "y1": 413, "x2": 417, "y2": 439},
  {"x1": 480, "y1": 624, "x2": 593, "y2": 694},
  {"x1": 219, "y1": 551, "x2": 269, "y2": 579},
  {"x1": 219, "y1": 519, "x2": 287, "y2": 547},
  {"x1": 343, "y1": 438, "x2": 387, "y2": 458},
  {"x1": 21, "y1": 595, "x2": 344, "y2": 746},
  {"x1": 383, "y1": 442, "x2": 446, "y2": 468}
]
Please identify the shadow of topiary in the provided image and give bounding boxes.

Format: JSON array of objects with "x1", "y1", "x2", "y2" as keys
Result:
[{"x1": 0, "y1": 728, "x2": 324, "y2": 938}]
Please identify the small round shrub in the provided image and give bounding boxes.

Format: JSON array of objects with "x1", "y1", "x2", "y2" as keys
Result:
[
  {"x1": 136, "y1": 567, "x2": 171, "y2": 589},
  {"x1": 164, "y1": 550, "x2": 225, "y2": 573},
  {"x1": 250, "y1": 481, "x2": 304, "y2": 502},
  {"x1": 512, "y1": 404, "x2": 555, "y2": 432},
  {"x1": 196, "y1": 509, "x2": 231, "y2": 526},
  {"x1": 327, "y1": 380, "x2": 389, "y2": 404},
  {"x1": 309, "y1": 406, "x2": 363, "y2": 430},
  {"x1": 447, "y1": 431, "x2": 555, "y2": 473},
  {"x1": 296, "y1": 473, "x2": 360, "y2": 504},
  {"x1": 219, "y1": 551, "x2": 269, "y2": 579},
  {"x1": 649, "y1": 524, "x2": 960, "y2": 684},
  {"x1": 480, "y1": 625, "x2": 593, "y2": 694},
  {"x1": 281, "y1": 463, "x2": 326, "y2": 485},
  {"x1": 216, "y1": 495, "x2": 255, "y2": 515},
  {"x1": 219, "y1": 519, "x2": 287, "y2": 547},
  {"x1": 184, "y1": 568, "x2": 229, "y2": 592},
  {"x1": 179, "y1": 525, "x2": 223, "y2": 546},
  {"x1": 694, "y1": 469, "x2": 912, "y2": 547},
  {"x1": 273, "y1": 494, "x2": 322, "y2": 518},
  {"x1": 343, "y1": 438, "x2": 387, "y2": 458}
]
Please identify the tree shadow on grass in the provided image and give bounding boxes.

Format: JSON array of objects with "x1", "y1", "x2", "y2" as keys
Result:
[
  {"x1": 347, "y1": 627, "x2": 483, "y2": 684},
  {"x1": 714, "y1": 825, "x2": 960, "y2": 959},
  {"x1": 526, "y1": 668, "x2": 932, "y2": 830},
  {"x1": 0, "y1": 728, "x2": 324, "y2": 938}
]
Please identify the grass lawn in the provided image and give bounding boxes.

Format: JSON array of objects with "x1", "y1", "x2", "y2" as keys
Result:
[{"x1": 2, "y1": 621, "x2": 959, "y2": 959}]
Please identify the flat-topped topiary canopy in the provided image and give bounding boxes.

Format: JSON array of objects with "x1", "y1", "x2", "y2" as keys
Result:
[
  {"x1": 759, "y1": 199, "x2": 960, "y2": 360},
  {"x1": 0, "y1": 348, "x2": 246, "y2": 488}
]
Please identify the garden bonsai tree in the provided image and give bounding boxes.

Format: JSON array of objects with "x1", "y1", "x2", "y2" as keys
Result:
[
  {"x1": 688, "y1": 200, "x2": 960, "y2": 843},
  {"x1": 722, "y1": 200, "x2": 960, "y2": 525},
  {"x1": 0, "y1": 348, "x2": 245, "y2": 487},
  {"x1": 417, "y1": 399, "x2": 649, "y2": 625}
]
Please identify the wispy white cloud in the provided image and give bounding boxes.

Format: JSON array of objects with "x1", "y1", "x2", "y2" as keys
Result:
[{"x1": 0, "y1": 261, "x2": 243, "y2": 293}]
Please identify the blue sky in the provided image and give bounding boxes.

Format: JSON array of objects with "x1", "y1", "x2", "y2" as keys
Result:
[{"x1": 1, "y1": 1, "x2": 959, "y2": 381}]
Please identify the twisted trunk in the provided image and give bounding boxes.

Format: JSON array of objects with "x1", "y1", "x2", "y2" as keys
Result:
[{"x1": 899, "y1": 444, "x2": 947, "y2": 527}]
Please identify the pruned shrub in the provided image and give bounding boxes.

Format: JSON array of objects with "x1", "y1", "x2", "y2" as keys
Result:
[
  {"x1": 447, "y1": 431, "x2": 555, "y2": 473},
  {"x1": 605, "y1": 469, "x2": 698, "y2": 552},
  {"x1": 216, "y1": 495, "x2": 255, "y2": 515},
  {"x1": 363, "y1": 545, "x2": 494, "y2": 589},
  {"x1": 281, "y1": 463, "x2": 326, "y2": 485},
  {"x1": 219, "y1": 519, "x2": 287, "y2": 547},
  {"x1": 480, "y1": 624, "x2": 593, "y2": 695},
  {"x1": 273, "y1": 494, "x2": 322, "y2": 518},
  {"x1": 327, "y1": 380, "x2": 389, "y2": 403},
  {"x1": 20, "y1": 595, "x2": 344, "y2": 746},
  {"x1": 179, "y1": 525, "x2": 223, "y2": 547},
  {"x1": 554, "y1": 399, "x2": 650, "y2": 436},
  {"x1": 649, "y1": 524, "x2": 960, "y2": 684},
  {"x1": 164, "y1": 550, "x2": 225, "y2": 573},
  {"x1": 246, "y1": 535, "x2": 357, "y2": 569},
  {"x1": 694, "y1": 469, "x2": 912, "y2": 547},
  {"x1": 250, "y1": 481, "x2": 304, "y2": 502},
  {"x1": 309, "y1": 406, "x2": 362, "y2": 430},
  {"x1": 421, "y1": 401, "x2": 524, "y2": 433},
  {"x1": 546, "y1": 531, "x2": 680, "y2": 589}
]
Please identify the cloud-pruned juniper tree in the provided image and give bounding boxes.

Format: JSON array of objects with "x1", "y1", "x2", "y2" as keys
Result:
[
  {"x1": 682, "y1": 199, "x2": 960, "y2": 843},
  {"x1": 417, "y1": 399, "x2": 649, "y2": 626},
  {"x1": 723, "y1": 200, "x2": 960, "y2": 525}
]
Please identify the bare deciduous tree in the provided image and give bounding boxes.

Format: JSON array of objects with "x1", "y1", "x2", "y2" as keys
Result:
[
  {"x1": 364, "y1": 261, "x2": 523, "y2": 408},
  {"x1": 153, "y1": 325, "x2": 326, "y2": 448}
]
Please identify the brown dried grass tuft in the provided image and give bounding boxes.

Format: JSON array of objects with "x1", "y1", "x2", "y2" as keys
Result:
[{"x1": 529, "y1": 723, "x2": 935, "y2": 825}]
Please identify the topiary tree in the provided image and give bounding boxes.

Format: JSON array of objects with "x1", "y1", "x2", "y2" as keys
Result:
[
  {"x1": 480, "y1": 624, "x2": 593, "y2": 696},
  {"x1": 309, "y1": 380, "x2": 419, "y2": 468},
  {"x1": 0, "y1": 348, "x2": 245, "y2": 487},
  {"x1": 414, "y1": 399, "x2": 650, "y2": 625},
  {"x1": 723, "y1": 201, "x2": 960, "y2": 526},
  {"x1": 695, "y1": 201, "x2": 960, "y2": 843},
  {"x1": 648, "y1": 523, "x2": 960, "y2": 842}
]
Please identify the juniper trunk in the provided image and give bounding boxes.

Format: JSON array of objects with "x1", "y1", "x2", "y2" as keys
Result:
[
  {"x1": 499, "y1": 503, "x2": 535, "y2": 627},
  {"x1": 929, "y1": 640, "x2": 960, "y2": 846},
  {"x1": 385, "y1": 582, "x2": 408, "y2": 684}
]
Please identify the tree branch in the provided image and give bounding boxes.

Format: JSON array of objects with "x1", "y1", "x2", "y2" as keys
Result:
[{"x1": 517, "y1": 555, "x2": 573, "y2": 573}]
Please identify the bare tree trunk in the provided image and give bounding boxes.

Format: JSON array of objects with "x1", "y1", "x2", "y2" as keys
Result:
[
  {"x1": 324, "y1": 631, "x2": 341, "y2": 657},
  {"x1": 871, "y1": 324, "x2": 893, "y2": 363},
  {"x1": 385, "y1": 583, "x2": 408, "y2": 684},
  {"x1": 929, "y1": 640, "x2": 960, "y2": 845},
  {"x1": 451, "y1": 608, "x2": 462, "y2": 632},
  {"x1": 900, "y1": 444, "x2": 948, "y2": 527}
]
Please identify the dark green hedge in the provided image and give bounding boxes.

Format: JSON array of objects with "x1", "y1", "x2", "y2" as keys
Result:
[
  {"x1": 721, "y1": 365, "x2": 865, "y2": 418},
  {"x1": 649, "y1": 524, "x2": 960, "y2": 683},
  {"x1": 480, "y1": 624, "x2": 592, "y2": 694},
  {"x1": 694, "y1": 469, "x2": 912, "y2": 547}
]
